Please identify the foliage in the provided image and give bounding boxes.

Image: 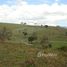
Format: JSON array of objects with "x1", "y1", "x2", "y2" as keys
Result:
[
  {"x1": 28, "y1": 36, "x2": 37, "y2": 44},
  {"x1": 57, "y1": 46, "x2": 67, "y2": 52},
  {"x1": 48, "y1": 43, "x2": 52, "y2": 48},
  {"x1": 44, "y1": 25, "x2": 48, "y2": 28},
  {"x1": 28, "y1": 32, "x2": 37, "y2": 44},
  {"x1": 65, "y1": 32, "x2": 67, "y2": 36},
  {"x1": 23, "y1": 32, "x2": 28, "y2": 36}
]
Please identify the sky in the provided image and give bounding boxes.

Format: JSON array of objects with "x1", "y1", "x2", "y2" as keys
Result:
[{"x1": 0, "y1": 0, "x2": 67, "y2": 26}]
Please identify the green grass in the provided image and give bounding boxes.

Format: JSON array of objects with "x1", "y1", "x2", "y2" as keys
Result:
[{"x1": 51, "y1": 41, "x2": 67, "y2": 48}]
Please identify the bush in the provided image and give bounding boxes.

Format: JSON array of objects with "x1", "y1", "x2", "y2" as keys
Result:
[
  {"x1": 57, "y1": 46, "x2": 67, "y2": 52},
  {"x1": 40, "y1": 36, "x2": 49, "y2": 49},
  {"x1": 23, "y1": 32, "x2": 27, "y2": 36},
  {"x1": 0, "y1": 27, "x2": 12, "y2": 41},
  {"x1": 28, "y1": 32, "x2": 37, "y2": 44},
  {"x1": 65, "y1": 32, "x2": 67, "y2": 36},
  {"x1": 48, "y1": 43, "x2": 52, "y2": 48},
  {"x1": 28, "y1": 36, "x2": 37, "y2": 44}
]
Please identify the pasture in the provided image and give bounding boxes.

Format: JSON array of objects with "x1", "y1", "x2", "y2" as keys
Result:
[{"x1": 0, "y1": 23, "x2": 67, "y2": 67}]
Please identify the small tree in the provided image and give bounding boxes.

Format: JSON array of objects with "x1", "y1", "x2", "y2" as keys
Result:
[
  {"x1": 44, "y1": 25, "x2": 48, "y2": 28},
  {"x1": 41, "y1": 25, "x2": 43, "y2": 27},
  {"x1": 23, "y1": 23, "x2": 26, "y2": 25}
]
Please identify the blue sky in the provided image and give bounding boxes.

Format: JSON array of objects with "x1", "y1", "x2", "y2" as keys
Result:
[
  {"x1": 0, "y1": 0, "x2": 67, "y2": 26},
  {"x1": 58, "y1": 20, "x2": 67, "y2": 27},
  {"x1": 0, "y1": 0, "x2": 67, "y2": 5},
  {"x1": 0, "y1": 0, "x2": 16, "y2": 5}
]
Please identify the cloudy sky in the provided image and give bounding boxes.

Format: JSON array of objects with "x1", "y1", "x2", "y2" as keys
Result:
[{"x1": 0, "y1": 0, "x2": 67, "y2": 26}]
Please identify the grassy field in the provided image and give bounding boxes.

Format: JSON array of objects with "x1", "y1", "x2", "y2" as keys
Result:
[{"x1": 0, "y1": 23, "x2": 67, "y2": 67}]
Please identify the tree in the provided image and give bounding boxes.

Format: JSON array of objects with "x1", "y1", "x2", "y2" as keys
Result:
[
  {"x1": 24, "y1": 22, "x2": 26, "y2": 25},
  {"x1": 44, "y1": 25, "x2": 48, "y2": 28},
  {"x1": 41, "y1": 25, "x2": 43, "y2": 27}
]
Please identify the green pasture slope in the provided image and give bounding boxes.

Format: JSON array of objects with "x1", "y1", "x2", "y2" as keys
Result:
[{"x1": 0, "y1": 23, "x2": 67, "y2": 67}]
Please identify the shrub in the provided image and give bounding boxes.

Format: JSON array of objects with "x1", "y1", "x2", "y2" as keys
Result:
[
  {"x1": 28, "y1": 36, "x2": 37, "y2": 44},
  {"x1": 65, "y1": 32, "x2": 67, "y2": 36},
  {"x1": 28, "y1": 32, "x2": 37, "y2": 44},
  {"x1": 23, "y1": 32, "x2": 27, "y2": 36},
  {"x1": 57, "y1": 46, "x2": 67, "y2": 52},
  {"x1": 48, "y1": 43, "x2": 52, "y2": 48},
  {"x1": 40, "y1": 36, "x2": 49, "y2": 49},
  {"x1": 0, "y1": 27, "x2": 12, "y2": 41}
]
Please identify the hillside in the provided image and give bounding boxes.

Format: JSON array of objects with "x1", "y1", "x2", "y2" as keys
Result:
[{"x1": 0, "y1": 23, "x2": 67, "y2": 67}]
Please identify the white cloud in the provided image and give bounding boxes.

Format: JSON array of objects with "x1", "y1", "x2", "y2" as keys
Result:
[{"x1": 0, "y1": 0, "x2": 67, "y2": 26}]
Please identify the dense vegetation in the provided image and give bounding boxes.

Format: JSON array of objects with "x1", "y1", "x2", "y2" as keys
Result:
[{"x1": 0, "y1": 23, "x2": 67, "y2": 67}]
